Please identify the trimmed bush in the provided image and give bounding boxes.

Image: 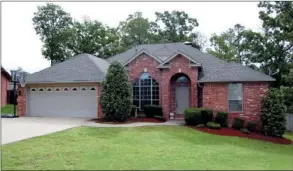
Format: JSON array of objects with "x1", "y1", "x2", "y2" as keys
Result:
[
  {"x1": 246, "y1": 121, "x2": 257, "y2": 132},
  {"x1": 100, "y1": 61, "x2": 132, "y2": 122},
  {"x1": 199, "y1": 108, "x2": 213, "y2": 124},
  {"x1": 154, "y1": 115, "x2": 166, "y2": 122},
  {"x1": 240, "y1": 128, "x2": 249, "y2": 134},
  {"x1": 232, "y1": 117, "x2": 245, "y2": 130},
  {"x1": 144, "y1": 105, "x2": 163, "y2": 118},
  {"x1": 215, "y1": 112, "x2": 228, "y2": 127},
  {"x1": 261, "y1": 88, "x2": 286, "y2": 137},
  {"x1": 184, "y1": 108, "x2": 202, "y2": 125},
  {"x1": 206, "y1": 122, "x2": 221, "y2": 129}
]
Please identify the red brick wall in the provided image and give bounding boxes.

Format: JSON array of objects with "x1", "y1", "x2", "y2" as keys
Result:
[
  {"x1": 17, "y1": 86, "x2": 26, "y2": 116},
  {"x1": 203, "y1": 82, "x2": 269, "y2": 127},
  {"x1": 1, "y1": 74, "x2": 10, "y2": 106},
  {"x1": 128, "y1": 53, "x2": 198, "y2": 120}
]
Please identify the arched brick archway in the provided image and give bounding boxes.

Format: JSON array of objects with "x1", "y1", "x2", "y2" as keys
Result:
[{"x1": 170, "y1": 73, "x2": 191, "y2": 119}]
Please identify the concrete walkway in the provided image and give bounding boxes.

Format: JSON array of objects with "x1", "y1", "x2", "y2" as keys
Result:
[{"x1": 1, "y1": 117, "x2": 183, "y2": 145}]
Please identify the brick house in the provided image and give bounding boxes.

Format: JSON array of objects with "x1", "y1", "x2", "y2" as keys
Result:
[
  {"x1": 1, "y1": 67, "x2": 11, "y2": 106},
  {"x1": 18, "y1": 42, "x2": 274, "y2": 125}
]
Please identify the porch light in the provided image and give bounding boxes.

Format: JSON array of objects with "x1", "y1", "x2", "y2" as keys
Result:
[{"x1": 170, "y1": 113, "x2": 174, "y2": 120}]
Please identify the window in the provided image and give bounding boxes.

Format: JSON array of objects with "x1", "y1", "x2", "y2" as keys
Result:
[
  {"x1": 30, "y1": 88, "x2": 36, "y2": 92},
  {"x1": 228, "y1": 83, "x2": 243, "y2": 112},
  {"x1": 38, "y1": 88, "x2": 44, "y2": 92},
  {"x1": 90, "y1": 87, "x2": 96, "y2": 91},
  {"x1": 72, "y1": 87, "x2": 78, "y2": 91},
  {"x1": 63, "y1": 87, "x2": 69, "y2": 92},
  {"x1": 80, "y1": 87, "x2": 87, "y2": 91},
  {"x1": 133, "y1": 72, "x2": 159, "y2": 109},
  {"x1": 46, "y1": 88, "x2": 52, "y2": 92},
  {"x1": 54, "y1": 88, "x2": 60, "y2": 92},
  {"x1": 176, "y1": 76, "x2": 189, "y2": 83}
]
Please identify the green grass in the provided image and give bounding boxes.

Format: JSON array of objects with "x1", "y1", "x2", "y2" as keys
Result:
[
  {"x1": 1, "y1": 104, "x2": 15, "y2": 114},
  {"x1": 2, "y1": 126, "x2": 293, "y2": 170}
]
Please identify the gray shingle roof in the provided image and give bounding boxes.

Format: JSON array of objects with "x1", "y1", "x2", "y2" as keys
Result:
[
  {"x1": 198, "y1": 62, "x2": 275, "y2": 82},
  {"x1": 26, "y1": 54, "x2": 109, "y2": 83},
  {"x1": 107, "y1": 42, "x2": 274, "y2": 82}
]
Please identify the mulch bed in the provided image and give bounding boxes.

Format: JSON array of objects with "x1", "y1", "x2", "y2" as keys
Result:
[
  {"x1": 94, "y1": 117, "x2": 165, "y2": 124},
  {"x1": 188, "y1": 126, "x2": 292, "y2": 145}
]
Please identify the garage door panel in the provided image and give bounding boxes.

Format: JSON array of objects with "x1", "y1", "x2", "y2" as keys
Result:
[{"x1": 27, "y1": 87, "x2": 97, "y2": 118}]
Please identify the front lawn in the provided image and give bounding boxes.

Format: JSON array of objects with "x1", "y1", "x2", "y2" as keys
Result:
[
  {"x1": 1, "y1": 104, "x2": 15, "y2": 114},
  {"x1": 2, "y1": 126, "x2": 293, "y2": 170}
]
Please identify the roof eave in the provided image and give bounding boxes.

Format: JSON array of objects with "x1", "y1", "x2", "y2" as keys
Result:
[{"x1": 198, "y1": 79, "x2": 276, "y2": 83}]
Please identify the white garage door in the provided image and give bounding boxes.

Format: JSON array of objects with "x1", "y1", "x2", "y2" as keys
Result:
[{"x1": 27, "y1": 86, "x2": 98, "y2": 118}]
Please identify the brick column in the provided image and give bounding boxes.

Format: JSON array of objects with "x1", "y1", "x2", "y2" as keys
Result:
[
  {"x1": 161, "y1": 72, "x2": 170, "y2": 120},
  {"x1": 17, "y1": 86, "x2": 26, "y2": 116}
]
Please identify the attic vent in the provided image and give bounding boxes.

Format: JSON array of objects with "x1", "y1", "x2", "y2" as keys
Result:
[{"x1": 184, "y1": 41, "x2": 192, "y2": 45}]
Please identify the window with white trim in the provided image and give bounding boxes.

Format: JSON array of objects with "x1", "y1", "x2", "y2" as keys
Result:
[
  {"x1": 38, "y1": 88, "x2": 44, "y2": 92},
  {"x1": 133, "y1": 72, "x2": 159, "y2": 109},
  {"x1": 46, "y1": 87, "x2": 52, "y2": 92},
  {"x1": 90, "y1": 87, "x2": 96, "y2": 91},
  {"x1": 71, "y1": 87, "x2": 78, "y2": 91},
  {"x1": 63, "y1": 87, "x2": 69, "y2": 92},
  {"x1": 54, "y1": 88, "x2": 60, "y2": 92},
  {"x1": 30, "y1": 88, "x2": 36, "y2": 92},
  {"x1": 80, "y1": 87, "x2": 87, "y2": 91},
  {"x1": 228, "y1": 83, "x2": 243, "y2": 112}
]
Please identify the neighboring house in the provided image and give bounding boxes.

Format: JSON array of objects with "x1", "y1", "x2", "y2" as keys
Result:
[
  {"x1": 17, "y1": 42, "x2": 274, "y2": 125},
  {"x1": 1, "y1": 67, "x2": 11, "y2": 106}
]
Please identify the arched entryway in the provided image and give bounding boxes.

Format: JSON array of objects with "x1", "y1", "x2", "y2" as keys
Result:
[{"x1": 170, "y1": 73, "x2": 191, "y2": 117}]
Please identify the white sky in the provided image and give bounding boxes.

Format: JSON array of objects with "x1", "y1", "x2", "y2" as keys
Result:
[{"x1": 1, "y1": 2, "x2": 262, "y2": 74}]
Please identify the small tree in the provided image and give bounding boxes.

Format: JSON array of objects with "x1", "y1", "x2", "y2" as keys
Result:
[
  {"x1": 100, "y1": 61, "x2": 132, "y2": 121},
  {"x1": 260, "y1": 88, "x2": 286, "y2": 137}
]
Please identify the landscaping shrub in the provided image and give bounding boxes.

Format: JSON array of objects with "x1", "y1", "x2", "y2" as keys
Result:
[
  {"x1": 100, "y1": 61, "x2": 132, "y2": 122},
  {"x1": 154, "y1": 115, "x2": 166, "y2": 122},
  {"x1": 232, "y1": 117, "x2": 245, "y2": 130},
  {"x1": 261, "y1": 88, "x2": 286, "y2": 137},
  {"x1": 240, "y1": 128, "x2": 249, "y2": 134},
  {"x1": 246, "y1": 121, "x2": 257, "y2": 132},
  {"x1": 206, "y1": 122, "x2": 221, "y2": 129},
  {"x1": 215, "y1": 112, "x2": 228, "y2": 127},
  {"x1": 184, "y1": 108, "x2": 202, "y2": 125},
  {"x1": 143, "y1": 105, "x2": 163, "y2": 118},
  {"x1": 199, "y1": 108, "x2": 213, "y2": 124}
]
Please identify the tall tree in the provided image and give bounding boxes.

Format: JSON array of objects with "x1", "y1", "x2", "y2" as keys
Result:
[
  {"x1": 207, "y1": 24, "x2": 254, "y2": 66},
  {"x1": 153, "y1": 10, "x2": 202, "y2": 49},
  {"x1": 245, "y1": 2, "x2": 293, "y2": 88},
  {"x1": 64, "y1": 19, "x2": 123, "y2": 58},
  {"x1": 118, "y1": 12, "x2": 153, "y2": 47},
  {"x1": 32, "y1": 3, "x2": 73, "y2": 65}
]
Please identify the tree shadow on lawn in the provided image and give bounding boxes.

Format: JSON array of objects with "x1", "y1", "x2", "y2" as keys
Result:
[{"x1": 140, "y1": 125, "x2": 293, "y2": 156}]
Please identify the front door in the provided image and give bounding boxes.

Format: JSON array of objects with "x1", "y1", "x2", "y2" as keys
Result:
[{"x1": 175, "y1": 87, "x2": 189, "y2": 114}]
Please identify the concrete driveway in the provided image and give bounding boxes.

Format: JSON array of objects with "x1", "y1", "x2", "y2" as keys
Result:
[{"x1": 1, "y1": 117, "x2": 90, "y2": 145}]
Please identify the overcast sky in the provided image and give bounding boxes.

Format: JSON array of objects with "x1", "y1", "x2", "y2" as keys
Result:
[{"x1": 1, "y1": 2, "x2": 262, "y2": 74}]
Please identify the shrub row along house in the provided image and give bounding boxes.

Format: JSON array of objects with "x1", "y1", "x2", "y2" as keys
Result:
[{"x1": 17, "y1": 42, "x2": 275, "y2": 126}]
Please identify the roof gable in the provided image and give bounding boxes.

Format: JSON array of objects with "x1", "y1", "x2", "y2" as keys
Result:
[
  {"x1": 123, "y1": 49, "x2": 163, "y2": 66},
  {"x1": 158, "y1": 50, "x2": 201, "y2": 68}
]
